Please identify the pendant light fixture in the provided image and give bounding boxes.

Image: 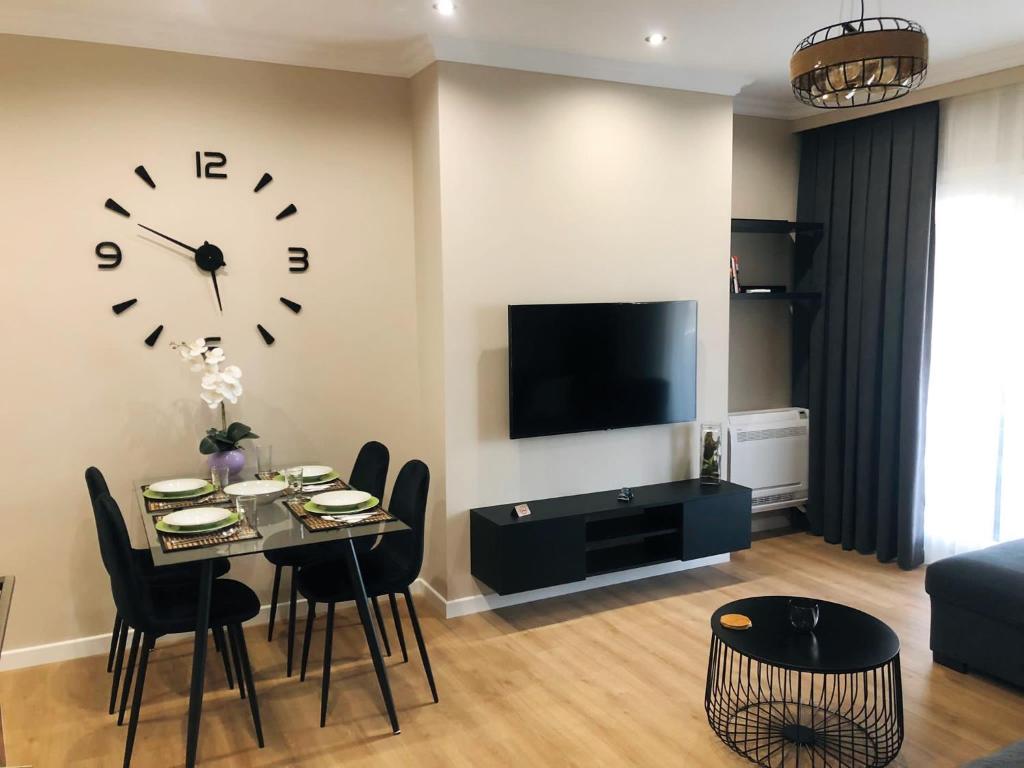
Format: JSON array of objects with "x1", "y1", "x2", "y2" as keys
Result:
[{"x1": 790, "y1": 0, "x2": 928, "y2": 109}]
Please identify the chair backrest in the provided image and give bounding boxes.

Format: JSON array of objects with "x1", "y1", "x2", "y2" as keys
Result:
[
  {"x1": 92, "y1": 492, "x2": 153, "y2": 629},
  {"x1": 349, "y1": 441, "x2": 390, "y2": 500},
  {"x1": 384, "y1": 459, "x2": 430, "y2": 584},
  {"x1": 85, "y1": 466, "x2": 110, "y2": 504}
]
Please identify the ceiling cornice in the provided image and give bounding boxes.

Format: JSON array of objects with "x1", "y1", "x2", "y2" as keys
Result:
[{"x1": 428, "y1": 36, "x2": 753, "y2": 97}]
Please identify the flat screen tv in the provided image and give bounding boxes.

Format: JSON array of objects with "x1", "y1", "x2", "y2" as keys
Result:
[{"x1": 508, "y1": 301, "x2": 698, "y2": 439}]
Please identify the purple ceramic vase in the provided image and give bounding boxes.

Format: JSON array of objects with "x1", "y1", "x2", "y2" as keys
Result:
[{"x1": 207, "y1": 449, "x2": 246, "y2": 479}]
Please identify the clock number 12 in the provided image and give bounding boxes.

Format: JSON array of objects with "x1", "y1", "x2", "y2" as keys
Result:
[{"x1": 195, "y1": 151, "x2": 227, "y2": 179}]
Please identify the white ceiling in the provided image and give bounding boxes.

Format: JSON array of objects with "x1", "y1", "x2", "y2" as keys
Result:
[{"x1": 3, "y1": 0, "x2": 1024, "y2": 118}]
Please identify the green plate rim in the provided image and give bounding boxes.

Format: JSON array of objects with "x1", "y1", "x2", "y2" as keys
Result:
[
  {"x1": 303, "y1": 496, "x2": 379, "y2": 516},
  {"x1": 144, "y1": 482, "x2": 217, "y2": 501},
  {"x1": 156, "y1": 510, "x2": 240, "y2": 535}
]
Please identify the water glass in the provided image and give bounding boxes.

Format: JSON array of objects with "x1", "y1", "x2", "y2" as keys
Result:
[
  {"x1": 211, "y1": 465, "x2": 231, "y2": 490},
  {"x1": 282, "y1": 467, "x2": 304, "y2": 496},
  {"x1": 235, "y1": 495, "x2": 258, "y2": 529},
  {"x1": 255, "y1": 444, "x2": 274, "y2": 476}
]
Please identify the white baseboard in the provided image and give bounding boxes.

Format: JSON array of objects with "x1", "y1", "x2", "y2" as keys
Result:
[
  {"x1": 1, "y1": 558, "x2": 729, "y2": 671},
  {"x1": 0, "y1": 597, "x2": 303, "y2": 673},
  {"x1": 438, "y1": 554, "x2": 730, "y2": 619}
]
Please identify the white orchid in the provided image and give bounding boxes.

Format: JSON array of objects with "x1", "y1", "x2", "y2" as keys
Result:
[{"x1": 170, "y1": 340, "x2": 244, "y2": 412}]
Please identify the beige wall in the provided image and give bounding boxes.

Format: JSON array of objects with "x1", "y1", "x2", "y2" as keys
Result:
[
  {"x1": 0, "y1": 35, "x2": 421, "y2": 650},
  {"x1": 432, "y1": 63, "x2": 734, "y2": 600},
  {"x1": 728, "y1": 115, "x2": 800, "y2": 413}
]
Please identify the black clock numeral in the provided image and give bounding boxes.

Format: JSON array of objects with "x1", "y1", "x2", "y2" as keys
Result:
[
  {"x1": 96, "y1": 241, "x2": 123, "y2": 269},
  {"x1": 144, "y1": 324, "x2": 164, "y2": 347},
  {"x1": 288, "y1": 247, "x2": 309, "y2": 273},
  {"x1": 195, "y1": 151, "x2": 227, "y2": 179}
]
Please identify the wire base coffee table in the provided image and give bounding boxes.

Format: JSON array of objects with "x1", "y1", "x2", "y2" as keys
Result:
[{"x1": 705, "y1": 597, "x2": 903, "y2": 768}]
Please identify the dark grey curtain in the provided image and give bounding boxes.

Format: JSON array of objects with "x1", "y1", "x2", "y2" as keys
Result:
[{"x1": 794, "y1": 102, "x2": 938, "y2": 569}]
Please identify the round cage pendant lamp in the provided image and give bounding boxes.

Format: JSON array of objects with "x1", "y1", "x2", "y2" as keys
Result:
[{"x1": 790, "y1": 0, "x2": 928, "y2": 109}]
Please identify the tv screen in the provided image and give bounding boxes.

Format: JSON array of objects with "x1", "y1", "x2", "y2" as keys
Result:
[{"x1": 508, "y1": 301, "x2": 698, "y2": 439}]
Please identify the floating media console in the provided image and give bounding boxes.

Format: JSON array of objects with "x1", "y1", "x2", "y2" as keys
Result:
[{"x1": 470, "y1": 480, "x2": 752, "y2": 595}]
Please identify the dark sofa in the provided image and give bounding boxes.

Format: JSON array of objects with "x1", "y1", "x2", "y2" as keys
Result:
[{"x1": 925, "y1": 538, "x2": 1024, "y2": 689}]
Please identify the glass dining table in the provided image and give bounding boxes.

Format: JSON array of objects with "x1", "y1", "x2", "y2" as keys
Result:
[{"x1": 134, "y1": 475, "x2": 410, "y2": 768}]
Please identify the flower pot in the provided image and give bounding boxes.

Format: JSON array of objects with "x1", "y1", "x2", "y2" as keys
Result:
[{"x1": 208, "y1": 449, "x2": 246, "y2": 480}]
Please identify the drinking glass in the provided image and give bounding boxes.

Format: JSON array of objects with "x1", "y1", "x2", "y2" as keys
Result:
[
  {"x1": 211, "y1": 466, "x2": 231, "y2": 491},
  {"x1": 282, "y1": 467, "x2": 304, "y2": 496},
  {"x1": 255, "y1": 445, "x2": 274, "y2": 477},
  {"x1": 235, "y1": 495, "x2": 258, "y2": 529}
]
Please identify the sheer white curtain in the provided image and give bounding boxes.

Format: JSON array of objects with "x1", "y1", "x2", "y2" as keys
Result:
[{"x1": 925, "y1": 84, "x2": 1024, "y2": 561}]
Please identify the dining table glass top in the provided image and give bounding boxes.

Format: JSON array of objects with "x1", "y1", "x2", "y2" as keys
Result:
[{"x1": 134, "y1": 474, "x2": 410, "y2": 567}]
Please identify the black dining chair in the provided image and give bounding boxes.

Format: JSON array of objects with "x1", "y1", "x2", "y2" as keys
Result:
[
  {"x1": 296, "y1": 459, "x2": 438, "y2": 727},
  {"x1": 92, "y1": 492, "x2": 264, "y2": 768},
  {"x1": 264, "y1": 440, "x2": 390, "y2": 677},
  {"x1": 85, "y1": 468, "x2": 232, "y2": 715}
]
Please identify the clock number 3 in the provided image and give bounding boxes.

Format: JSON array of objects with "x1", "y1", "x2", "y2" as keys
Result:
[
  {"x1": 195, "y1": 151, "x2": 227, "y2": 179},
  {"x1": 96, "y1": 241, "x2": 122, "y2": 269},
  {"x1": 288, "y1": 247, "x2": 309, "y2": 273}
]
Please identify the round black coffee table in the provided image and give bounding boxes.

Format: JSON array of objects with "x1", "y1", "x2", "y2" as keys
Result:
[{"x1": 705, "y1": 596, "x2": 903, "y2": 768}]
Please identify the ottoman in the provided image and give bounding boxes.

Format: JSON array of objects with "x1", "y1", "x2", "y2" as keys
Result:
[{"x1": 925, "y1": 539, "x2": 1024, "y2": 688}]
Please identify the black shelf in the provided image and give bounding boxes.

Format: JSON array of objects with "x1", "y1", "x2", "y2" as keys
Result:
[
  {"x1": 585, "y1": 527, "x2": 679, "y2": 552},
  {"x1": 731, "y1": 291, "x2": 821, "y2": 303},
  {"x1": 586, "y1": 544, "x2": 679, "y2": 577},
  {"x1": 731, "y1": 218, "x2": 823, "y2": 235}
]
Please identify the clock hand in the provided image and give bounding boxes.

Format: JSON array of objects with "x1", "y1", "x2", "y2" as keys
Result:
[
  {"x1": 136, "y1": 223, "x2": 197, "y2": 254},
  {"x1": 210, "y1": 269, "x2": 224, "y2": 313}
]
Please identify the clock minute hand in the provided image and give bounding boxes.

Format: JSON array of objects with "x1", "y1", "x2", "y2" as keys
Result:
[
  {"x1": 137, "y1": 223, "x2": 198, "y2": 253},
  {"x1": 210, "y1": 270, "x2": 224, "y2": 313}
]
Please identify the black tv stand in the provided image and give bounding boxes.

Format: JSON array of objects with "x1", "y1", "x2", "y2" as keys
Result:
[{"x1": 470, "y1": 479, "x2": 752, "y2": 595}]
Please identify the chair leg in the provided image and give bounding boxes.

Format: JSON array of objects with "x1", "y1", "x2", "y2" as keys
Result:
[
  {"x1": 117, "y1": 629, "x2": 141, "y2": 725},
  {"x1": 388, "y1": 593, "x2": 408, "y2": 663},
  {"x1": 320, "y1": 602, "x2": 336, "y2": 728},
  {"x1": 227, "y1": 621, "x2": 247, "y2": 700},
  {"x1": 214, "y1": 626, "x2": 234, "y2": 690},
  {"x1": 372, "y1": 595, "x2": 392, "y2": 657},
  {"x1": 230, "y1": 624, "x2": 264, "y2": 748},
  {"x1": 286, "y1": 571, "x2": 298, "y2": 677},
  {"x1": 300, "y1": 601, "x2": 316, "y2": 682},
  {"x1": 107, "y1": 614, "x2": 123, "y2": 673},
  {"x1": 122, "y1": 633, "x2": 154, "y2": 768},
  {"x1": 109, "y1": 620, "x2": 129, "y2": 715},
  {"x1": 403, "y1": 588, "x2": 438, "y2": 703},
  {"x1": 267, "y1": 564, "x2": 282, "y2": 641}
]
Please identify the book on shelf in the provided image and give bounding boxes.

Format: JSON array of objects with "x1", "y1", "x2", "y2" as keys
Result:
[{"x1": 730, "y1": 255, "x2": 740, "y2": 294}]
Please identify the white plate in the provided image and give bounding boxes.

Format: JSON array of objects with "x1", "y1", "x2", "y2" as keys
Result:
[
  {"x1": 149, "y1": 478, "x2": 209, "y2": 496},
  {"x1": 162, "y1": 507, "x2": 232, "y2": 529},
  {"x1": 288, "y1": 465, "x2": 333, "y2": 480},
  {"x1": 223, "y1": 479, "x2": 288, "y2": 499},
  {"x1": 311, "y1": 490, "x2": 371, "y2": 510}
]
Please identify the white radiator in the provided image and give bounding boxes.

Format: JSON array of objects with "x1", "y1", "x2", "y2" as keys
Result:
[{"x1": 728, "y1": 408, "x2": 809, "y2": 512}]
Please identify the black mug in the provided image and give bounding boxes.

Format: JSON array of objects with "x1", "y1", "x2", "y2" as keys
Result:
[{"x1": 788, "y1": 599, "x2": 820, "y2": 633}]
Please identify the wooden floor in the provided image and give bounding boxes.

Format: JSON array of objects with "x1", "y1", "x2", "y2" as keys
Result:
[{"x1": 1, "y1": 532, "x2": 1021, "y2": 767}]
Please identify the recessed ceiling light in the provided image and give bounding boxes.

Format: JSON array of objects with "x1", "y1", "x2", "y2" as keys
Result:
[
  {"x1": 645, "y1": 32, "x2": 668, "y2": 46},
  {"x1": 433, "y1": 0, "x2": 456, "y2": 15}
]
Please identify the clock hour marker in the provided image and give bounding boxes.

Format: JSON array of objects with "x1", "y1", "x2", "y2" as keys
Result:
[
  {"x1": 280, "y1": 297, "x2": 302, "y2": 314},
  {"x1": 254, "y1": 173, "x2": 273, "y2": 193},
  {"x1": 276, "y1": 203, "x2": 297, "y2": 221},
  {"x1": 257, "y1": 324, "x2": 276, "y2": 345},
  {"x1": 112, "y1": 298, "x2": 138, "y2": 315},
  {"x1": 134, "y1": 165, "x2": 156, "y2": 189},
  {"x1": 205, "y1": 336, "x2": 222, "y2": 345},
  {"x1": 144, "y1": 324, "x2": 164, "y2": 347},
  {"x1": 105, "y1": 198, "x2": 130, "y2": 217}
]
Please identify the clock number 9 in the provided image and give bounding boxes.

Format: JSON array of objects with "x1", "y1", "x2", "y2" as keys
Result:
[
  {"x1": 195, "y1": 151, "x2": 227, "y2": 179},
  {"x1": 288, "y1": 247, "x2": 309, "y2": 273},
  {"x1": 96, "y1": 241, "x2": 122, "y2": 270}
]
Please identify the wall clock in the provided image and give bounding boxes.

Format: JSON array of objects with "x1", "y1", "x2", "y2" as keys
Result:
[{"x1": 98, "y1": 151, "x2": 308, "y2": 347}]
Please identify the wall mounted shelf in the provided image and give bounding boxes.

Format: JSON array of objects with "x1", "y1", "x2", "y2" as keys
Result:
[
  {"x1": 731, "y1": 218, "x2": 824, "y2": 236},
  {"x1": 731, "y1": 292, "x2": 821, "y2": 303}
]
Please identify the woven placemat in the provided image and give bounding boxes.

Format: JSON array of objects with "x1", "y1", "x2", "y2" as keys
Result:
[
  {"x1": 142, "y1": 486, "x2": 230, "y2": 513},
  {"x1": 155, "y1": 514, "x2": 262, "y2": 553},
  {"x1": 255, "y1": 470, "x2": 348, "y2": 492},
  {"x1": 284, "y1": 498, "x2": 394, "y2": 532}
]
